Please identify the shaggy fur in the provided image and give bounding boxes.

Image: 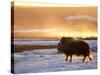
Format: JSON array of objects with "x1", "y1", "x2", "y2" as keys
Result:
[{"x1": 58, "y1": 37, "x2": 92, "y2": 62}]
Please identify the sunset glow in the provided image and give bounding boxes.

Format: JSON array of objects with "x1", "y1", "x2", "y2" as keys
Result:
[
  {"x1": 14, "y1": 1, "x2": 81, "y2": 7},
  {"x1": 12, "y1": 2, "x2": 97, "y2": 39}
]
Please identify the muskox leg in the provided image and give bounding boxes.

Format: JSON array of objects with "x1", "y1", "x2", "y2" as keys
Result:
[
  {"x1": 88, "y1": 56, "x2": 92, "y2": 61},
  {"x1": 69, "y1": 55, "x2": 72, "y2": 62},
  {"x1": 65, "y1": 55, "x2": 68, "y2": 61},
  {"x1": 82, "y1": 56, "x2": 86, "y2": 62}
]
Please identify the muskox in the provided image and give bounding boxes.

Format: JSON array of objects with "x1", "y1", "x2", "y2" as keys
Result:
[{"x1": 58, "y1": 37, "x2": 92, "y2": 62}]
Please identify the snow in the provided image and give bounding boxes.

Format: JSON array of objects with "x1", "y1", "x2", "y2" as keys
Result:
[
  {"x1": 13, "y1": 40, "x2": 97, "y2": 74},
  {"x1": 85, "y1": 40, "x2": 97, "y2": 52},
  {"x1": 14, "y1": 39, "x2": 59, "y2": 45}
]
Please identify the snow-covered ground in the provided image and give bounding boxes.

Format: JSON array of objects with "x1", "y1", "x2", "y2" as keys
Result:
[
  {"x1": 14, "y1": 39, "x2": 59, "y2": 45},
  {"x1": 13, "y1": 40, "x2": 97, "y2": 74}
]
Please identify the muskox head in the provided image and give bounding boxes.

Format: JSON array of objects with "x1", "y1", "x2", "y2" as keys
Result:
[
  {"x1": 60, "y1": 37, "x2": 74, "y2": 45},
  {"x1": 57, "y1": 37, "x2": 74, "y2": 53}
]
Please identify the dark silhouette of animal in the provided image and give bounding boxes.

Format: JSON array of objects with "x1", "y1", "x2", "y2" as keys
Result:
[{"x1": 58, "y1": 37, "x2": 92, "y2": 62}]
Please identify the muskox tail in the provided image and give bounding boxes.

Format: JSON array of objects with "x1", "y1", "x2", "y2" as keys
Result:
[{"x1": 88, "y1": 48, "x2": 93, "y2": 61}]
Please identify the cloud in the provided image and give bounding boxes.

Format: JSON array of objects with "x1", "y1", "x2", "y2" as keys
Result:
[
  {"x1": 13, "y1": 6, "x2": 97, "y2": 38},
  {"x1": 66, "y1": 15, "x2": 97, "y2": 22},
  {"x1": 15, "y1": 29, "x2": 60, "y2": 32}
]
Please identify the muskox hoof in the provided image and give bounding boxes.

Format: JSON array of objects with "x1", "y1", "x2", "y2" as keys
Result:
[
  {"x1": 69, "y1": 60, "x2": 72, "y2": 62},
  {"x1": 82, "y1": 56, "x2": 86, "y2": 62},
  {"x1": 65, "y1": 59, "x2": 68, "y2": 61},
  {"x1": 82, "y1": 58, "x2": 86, "y2": 62},
  {"x1": 82, "y1": 59, "x2": 85, "y2": 62}
]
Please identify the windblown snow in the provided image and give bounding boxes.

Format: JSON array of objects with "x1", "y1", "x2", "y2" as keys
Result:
[{"x1": 13, "y1": 40, "x2": 97, "y2": 74}]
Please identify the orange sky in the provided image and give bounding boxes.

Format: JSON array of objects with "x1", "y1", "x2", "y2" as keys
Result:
[{"x1": 12, "y1": 2, "x2": 97, "y2": 38}]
